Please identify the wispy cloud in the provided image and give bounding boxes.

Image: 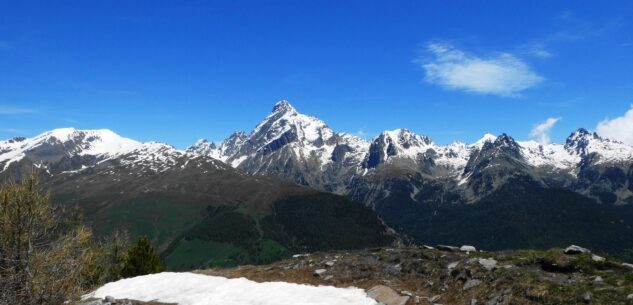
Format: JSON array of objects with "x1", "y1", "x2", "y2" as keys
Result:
[
  {"x1": 0, "y1": 105, "x2": 36, "y2": 115},
  {"x1": 596, "y1": 105, "x2": 633, "y2": 145},
  {"x1": 417, "y1": 43, "x2": 543, "y2": 97},
  {"x1": 0, "y1": 128, "x2": 27, "y2": 135},
  {"x1": 530, "y1": 117, "x2": 561, "y2": 145},
  {"x1": 517, "y1": 43, "x2": 554, "y2": 58},
  {"x1": 521, "y1": 12, "x2": 624, "y2": 57},
  {"x1": 350, "y1": 129, "x2": 372, "y2": 139}
]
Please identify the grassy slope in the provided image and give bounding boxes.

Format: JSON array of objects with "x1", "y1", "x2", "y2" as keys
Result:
[{"x1": 163, "y1": 193, "x2": 393, "y2": 270}]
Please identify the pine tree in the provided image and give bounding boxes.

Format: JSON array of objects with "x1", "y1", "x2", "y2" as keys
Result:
[{"x1": 121, "y1": 236, "x2": 165, "y2": 278}]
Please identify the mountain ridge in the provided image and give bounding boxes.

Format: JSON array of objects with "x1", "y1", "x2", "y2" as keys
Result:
[{"x1": 2, "y1": 100, "x2": 633, "y2": 206}]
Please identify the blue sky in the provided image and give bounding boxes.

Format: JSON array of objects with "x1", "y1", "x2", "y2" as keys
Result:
[{"x1": 1, "y1": 1, "x2": 633, "y2": 148}]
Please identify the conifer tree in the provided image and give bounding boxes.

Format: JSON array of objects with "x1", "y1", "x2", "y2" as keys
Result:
[{"x1": 121, "y1": 235, "x2": 165, "y2": 278}]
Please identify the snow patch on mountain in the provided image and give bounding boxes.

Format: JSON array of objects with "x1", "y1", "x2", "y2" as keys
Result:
[
  {"x1": 518, "y1": 140, "x2": 579, "y2": 170},
  {"x1": 434, "y1": 141, "x2": 471, "y2": 170},
  {"x1": 338, "y1": 133, "x2": 370, "y2": 164}
]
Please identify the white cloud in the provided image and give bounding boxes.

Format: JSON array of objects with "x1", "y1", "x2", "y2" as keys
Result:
[
  {"x1": 530, "y1": 117, "x2": 561, "y2": 145},
  {"x1": 0, "y1": 105, "x2": 35, "y2": 115},
  {"x1": 419, "y1": 43, "x2": 544, "y2": 97},
  {"x1": 596, "y1": 105, "x2": 633, "y2": 145}
]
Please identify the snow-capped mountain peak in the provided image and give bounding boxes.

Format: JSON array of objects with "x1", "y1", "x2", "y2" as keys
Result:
[
  {"x1": 251, "y1": 100, "x2": 334, "y2": 147},
  {"x1": 363, "y1": 129, "x2": 434, "y2": 168},
  {"x1": 186, "y1": 139, "x2": 218, "y2": 156},
  {"x1": 382, "y1": 128, "x2": 433, "y2": 148},
  {"x1": 271, "y1": 99, "x2": 297, "y2": 115},
  {"x1": 491, "y1": 133, "x2": 521, "y2": 154},
  {"x1": 472, "y1": 133, "x2": 497, "y2": 149},
  {"x1": 0, "y1": 128, "x2": 141, "y2": 170},
  {"x1": 564, "y1": 128, "x2": 633, "y2": 163},
  {"x1": 565, "y1": 128, "x2": 600, "y2": 156}
]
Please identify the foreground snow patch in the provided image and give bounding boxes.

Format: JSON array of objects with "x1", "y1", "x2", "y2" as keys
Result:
[{"x1": 84, "y1": 272, "x2": 377, "y2": 305}]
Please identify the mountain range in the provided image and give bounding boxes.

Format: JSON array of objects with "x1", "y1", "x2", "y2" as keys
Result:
[
  {"x1": 0, "y1": 126, "x2": 393, "y2": 270},
  {"x1": 2, "y1": 100, "x2": 633, "y2": 265},
  {"x1": 188, "y1": 100, "x2": 633, "y2": 206}
]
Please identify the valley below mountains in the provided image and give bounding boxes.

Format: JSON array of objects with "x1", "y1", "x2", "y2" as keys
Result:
[{"x1": 2, "y1": 100, "x2": 633, "y2": 268}]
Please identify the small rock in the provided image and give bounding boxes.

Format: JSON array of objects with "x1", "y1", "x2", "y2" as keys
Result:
[
  {"x1": 470, "y1": 299, "x2": 478, "y2": 305},
  {"x1": 422, "y1": 245, "x2": 435, "y2": 250},
  {"x1": 429, "y1": 295, "x2": 441, "y2": 302},
  {"x1": 583, "y1": 291, "x2": 592, "y2": 303},
  {"x1": 325, "y1": 261, "x2": 335, "y2": 267},
  {"x1": 478, "y1": 258, "x2": 498, "y2": 271},
  {"x1": 622, "y1": 263, "x2": 633, "y2": 270},
  {"x1": 591, "y1": 254, "x2": 605, "y2": 262},
  {"x1": 626, "y1": 293, "x2": 633, "y2": 300},
  {"x1": 467, "y1": 258, "x2": 479, "y2": 264},
  {"x1": 324, "y1": 275, "x2": 334, "y2": 281},
  {"x1": 447, "y1": 261, "x2": 460, "y2": 270},
  {"x1": 293, "y1": 253, "x2": 309, "y2": 258},
  {"x1": 460, "y1": 245, "x2": 477, "y2": 253},
  {"x1": 436, "y1": 245, "x2": 459, "y2": 252},
  {"x1": 105, "y1": 296, "x2": 116, "y2": 303},
  {"x1": 565, "y1": 245, "x2": 591, "y2": 255},
  {"x1": 486, "y1": 288, "x2": 511, "y2": 305},
  {"x1": 463, "y1": 279, "x2": 482, "y2": 291},
  {"x1": 366, "y1": 285, "x2": 410, "y2": 305},
  {"x1": 313, "y1": 269, "x2": 327, "y2": 276},
  {"x1": 594, "y1": 276, "x2": 604, "y2": 284}
]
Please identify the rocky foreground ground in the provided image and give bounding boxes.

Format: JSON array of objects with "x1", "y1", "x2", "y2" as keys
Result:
[
  {"x1": 81, "y1": 245, "x2": 633, "y2": 305},
  {"x1": 200, "y1": 245, "x2": 633, "y2": 305}
]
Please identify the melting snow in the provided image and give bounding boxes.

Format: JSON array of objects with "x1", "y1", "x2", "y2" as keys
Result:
[{"x1": 84, "y1": 272, "x2": 377, "y2": 305}]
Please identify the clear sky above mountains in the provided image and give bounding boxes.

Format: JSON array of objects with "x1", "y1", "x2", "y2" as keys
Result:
[{"x1": 1, "y1": 1, "x2": 632, "y2": 148}]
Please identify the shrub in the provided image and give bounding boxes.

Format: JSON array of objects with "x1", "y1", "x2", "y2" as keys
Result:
[{"x1": 121, "y1": 236, "x2": 165, "y2": 278}]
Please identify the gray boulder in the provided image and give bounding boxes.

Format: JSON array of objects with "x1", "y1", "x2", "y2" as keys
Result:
[
  {"x1": 366, "y1": 285, "x2": 410, "y2": 305},
  {"x1": 463, "y1": 279, "x2": 482, "y2": 291},
  {"x1": 313, "y1": 269, "x2": 327, "y2": 276},
  {"x1": 478, "y1": 258, "x2": 498, "y2": 271}
]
